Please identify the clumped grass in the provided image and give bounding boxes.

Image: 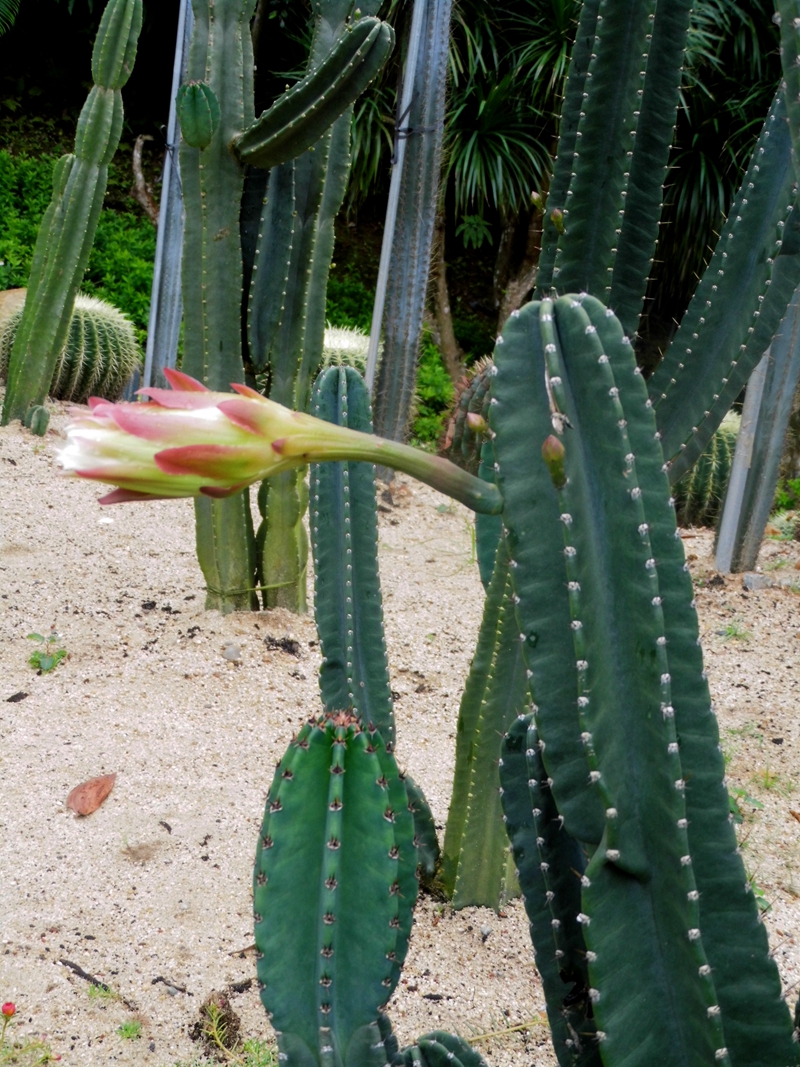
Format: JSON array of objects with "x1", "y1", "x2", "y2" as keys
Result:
[
  {"x1": 173, "y1": 1038, "x2": 277, "y2": 1067},
  {"x1": 116, "y1": 1019, "x2": 142, "y2": 1040}
]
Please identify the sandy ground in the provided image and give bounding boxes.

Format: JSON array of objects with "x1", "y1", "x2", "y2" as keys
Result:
[{"x1": 1, "y1": 398, "x2": 799, "y2": 1066}]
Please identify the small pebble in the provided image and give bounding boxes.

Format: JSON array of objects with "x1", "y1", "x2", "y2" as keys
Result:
[
  {"x1": 480, "y1": 925, "x2": 492, "y2": 942},
  {"x1": 223, "y1": 643, "x2": 241, "y2": 662}
]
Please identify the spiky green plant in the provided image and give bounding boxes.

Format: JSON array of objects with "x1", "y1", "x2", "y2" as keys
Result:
[
  {"x1": 672, "y1": 412, "x2": 740, "y2": 527},
  {"x1": 177, "y1": 0, "x2": 394, "y2": 613},
  {"x1": 0, "y1": 293, "x2": 140, "y2": 403},
  {"x1": 0, "y1": 0, "x2": 143, "y2": 433}
]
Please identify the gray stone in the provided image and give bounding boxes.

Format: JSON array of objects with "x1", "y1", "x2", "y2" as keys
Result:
[
  {"x1": 222, "y1": 643, "x2": 241, "y2": 662},
  {"x1": 742, "y1": 572, "x2": 772, "y2": 591}
]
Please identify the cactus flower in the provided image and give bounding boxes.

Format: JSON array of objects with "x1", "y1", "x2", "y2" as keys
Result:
[
  {"x1": 58, "y1": 369, "x2": 502, "y2": 515},
  {"x1": 1, "y1": 1004, "x2": 15, "y2": 1018}
]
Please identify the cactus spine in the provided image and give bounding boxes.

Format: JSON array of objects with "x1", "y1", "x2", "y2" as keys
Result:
[
  {"x1": 0, "y1": 294, "x2": 141, "y2": 405},
  {"x1": 1, "y1": 0, "x2": 142, "y2": 429}
]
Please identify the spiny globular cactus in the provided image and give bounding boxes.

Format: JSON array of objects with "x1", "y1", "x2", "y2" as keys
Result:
[
  {"x1": 490, "y1": 294, "x2": 794, "y2": 1067},
  {"x1": 253, "y1": 711, "x2": 418, "y2": 1067},
  {"x1": 672, "y1": 413, "x2": 740, "y2": 528},
  {"x1": 0, "y1": 294, "x2": 141, "y2": 405},
  {"x1": 1, "y1": 0, "x2": 142, "y2": 429}
]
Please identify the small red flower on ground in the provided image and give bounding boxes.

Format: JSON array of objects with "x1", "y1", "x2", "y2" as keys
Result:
[{"x1": 1, "y1": 1004, "x2": 15, "y2": 1018}]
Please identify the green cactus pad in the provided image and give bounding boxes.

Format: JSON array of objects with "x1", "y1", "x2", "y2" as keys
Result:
[
  {"x1": 233, "y1": 17, "x2": 394, "y2": 171},
  {"x1": 177, "y1": 81, "x2": 221, "y2": 149},
  {"x1": 254, "y1": 713, "x2": 418, "y2": 1064},
  {"x1": 23, "y1": 405, "x2": 50, "y2": 437}
]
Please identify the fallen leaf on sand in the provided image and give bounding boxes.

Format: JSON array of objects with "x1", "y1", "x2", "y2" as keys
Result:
[
  {"x1": 66, "y1": 773, "x2": 116, "y2": 815},
  {"x1": 790, "y1": 810, "x2": 800, "y2": 825}
]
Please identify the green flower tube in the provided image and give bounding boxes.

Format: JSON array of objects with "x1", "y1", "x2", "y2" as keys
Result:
[{"x1": 58, "y1": 368, "x2": 502, "y2": 515}]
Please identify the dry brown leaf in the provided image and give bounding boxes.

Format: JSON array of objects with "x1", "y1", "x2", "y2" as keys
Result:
[
  {"x1": 66, "y1": 773, "x2": 116, "y2": 816},
  {"x1": 789, "y1": 810, "x2": 800, "y2": 824}
]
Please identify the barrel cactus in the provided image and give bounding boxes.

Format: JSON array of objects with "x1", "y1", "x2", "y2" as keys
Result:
[
  {"x1": 321, "y1": 325, "x2": 371, "y2": 372},
  {"x1": 672, "y1": 413, "x2": 740, "y2": 527},
  {"x1": 0, "y1": 293, "x2": 141, "y2": 404}
]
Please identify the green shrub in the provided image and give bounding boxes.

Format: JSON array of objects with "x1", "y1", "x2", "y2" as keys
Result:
[
  {"x1": 325, "y1": 267, "x2": 374, "y2": 332},
  {"x1": 411, "y1": 331, "x2": 454, "y2": 445},
  {"x1": 0, "y1": 149, "x2": 155, "y2": 344}
]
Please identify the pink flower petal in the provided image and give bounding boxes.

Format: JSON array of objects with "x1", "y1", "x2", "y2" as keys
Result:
[
  {"x1": 99, "y1": 488, "x2": 172, "y2": 504},
  {"x1": 155, "y1": 443, "x2": 247, "y2": 477},
  {"x1": 164, "y1": 368, "x2": 209, "y2": 392},
  {"x1": 217, "y1": 398, "x2": 267, "y2": 436},
  {"x1": 230, "y1": 383, "x2": 264, "y2": 401},
  {"x1": 109, "y1": 404, "x2": 198, "y2": 441},
  {"x1": 136, "y1": 388, "x2": 216, "y2": 411}
]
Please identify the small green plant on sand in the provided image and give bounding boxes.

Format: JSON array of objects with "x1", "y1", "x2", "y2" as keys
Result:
[
  {"x1": 0, "y1": 1003, "x2": 57, "y2": 1065},
  {"x1": 720, "y1": 619, "x2": 752, "y2": 641},
  {"x1": 173, "y1": 1038, "x2": 277, "y2": 1067},
  {"x1": 116, "y1": 1019, "x2": 141, "y2": 1040},
  {"x1": 87, "y1": 984, "x2": 119, "y2": 1003},
  {"x1": 26, "y1": 632, "x2": 66, "y2": 673}
]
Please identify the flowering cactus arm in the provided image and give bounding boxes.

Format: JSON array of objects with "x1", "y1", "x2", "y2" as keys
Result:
[
  {"x1": 232, "y1": 17, "x2": 394, "y2": 171},
  {"x1": 58, "y1": 370, "x2": 502, "y2": 515}
]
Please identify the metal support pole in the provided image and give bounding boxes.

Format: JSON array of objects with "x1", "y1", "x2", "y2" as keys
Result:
[
  {"x1": 141, "y1": 0, "x2": 193, "y2": 391},
  {"x1": 364, "y1": 0, "x2": 428, "y2": 391}
]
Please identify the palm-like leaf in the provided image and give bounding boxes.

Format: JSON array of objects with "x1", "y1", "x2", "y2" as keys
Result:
[{"x1": 0, "y1": 0, "x2": 21, "y2": 35}]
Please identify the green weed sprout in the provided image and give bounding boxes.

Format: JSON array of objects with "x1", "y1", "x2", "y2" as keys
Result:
[
  {"x1": 26, "y1": 632, "x2": 66, "y2": 673},
  {"x1": 116, "y1": 1019, "x2": 141, "y2": 1040}
]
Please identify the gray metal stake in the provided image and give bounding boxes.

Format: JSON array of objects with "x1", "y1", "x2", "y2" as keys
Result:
[{"x1": 141, "y1": 0, "x2": 193, "y2": 391}]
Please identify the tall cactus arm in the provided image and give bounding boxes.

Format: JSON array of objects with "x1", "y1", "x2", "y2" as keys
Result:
[
  {"x1": 441, "y1": 538, "x2": 510, "y2": 896},
  {"x1": 310, "y1": 367, "x2": 395, "y2": 745},
  {"x1": 487, "y1": 305, "x2": 606, "y2": 848},
  {"x1": 607, "y1": 0, "x2": 693, "y2": 336},
  {"x1": 1, "y1": 0, "x2": 142, "y2": 426},
  {"x1": 650, "y1": 91, "x2": 800, "y2": 482},
  {"x1": 778, "y1": 0, "x2": 800, "y2": 177},
  {"x1": 452, "y1": 542, "x2": 533, "y2": 909},
  {"x1": 246, "y1": 163, "x2": 297, "y2": 375},
  {"x1": 546, "y1": 0, "x2": 658, "y2": 301},
  {"x1": 590, "y1": 297, "x2": 796, "y2": 1067},
  {"x1": 536, "y1": 0, "x2": 601, "y2": 292},
  {"x1": 232, "y1": 18, "x2": 394, "y2": 171},
  {"x1": 500, "y1": 715, "x2": 600, "y2": 1067},
  {"x1": 492, "y1": 296, "x2": 728, "y2": 1065}
]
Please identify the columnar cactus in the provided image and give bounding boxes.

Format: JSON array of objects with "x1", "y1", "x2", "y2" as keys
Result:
[
  {"x1": 491, "y1": 294, "x2": 795, "y2": 1066},
  {"x1": 177, "y1": 0, "x2": 394, "y2": 612},
  {"x1": 1, "y1": 0, "x2": 142, "y2": 432}
]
